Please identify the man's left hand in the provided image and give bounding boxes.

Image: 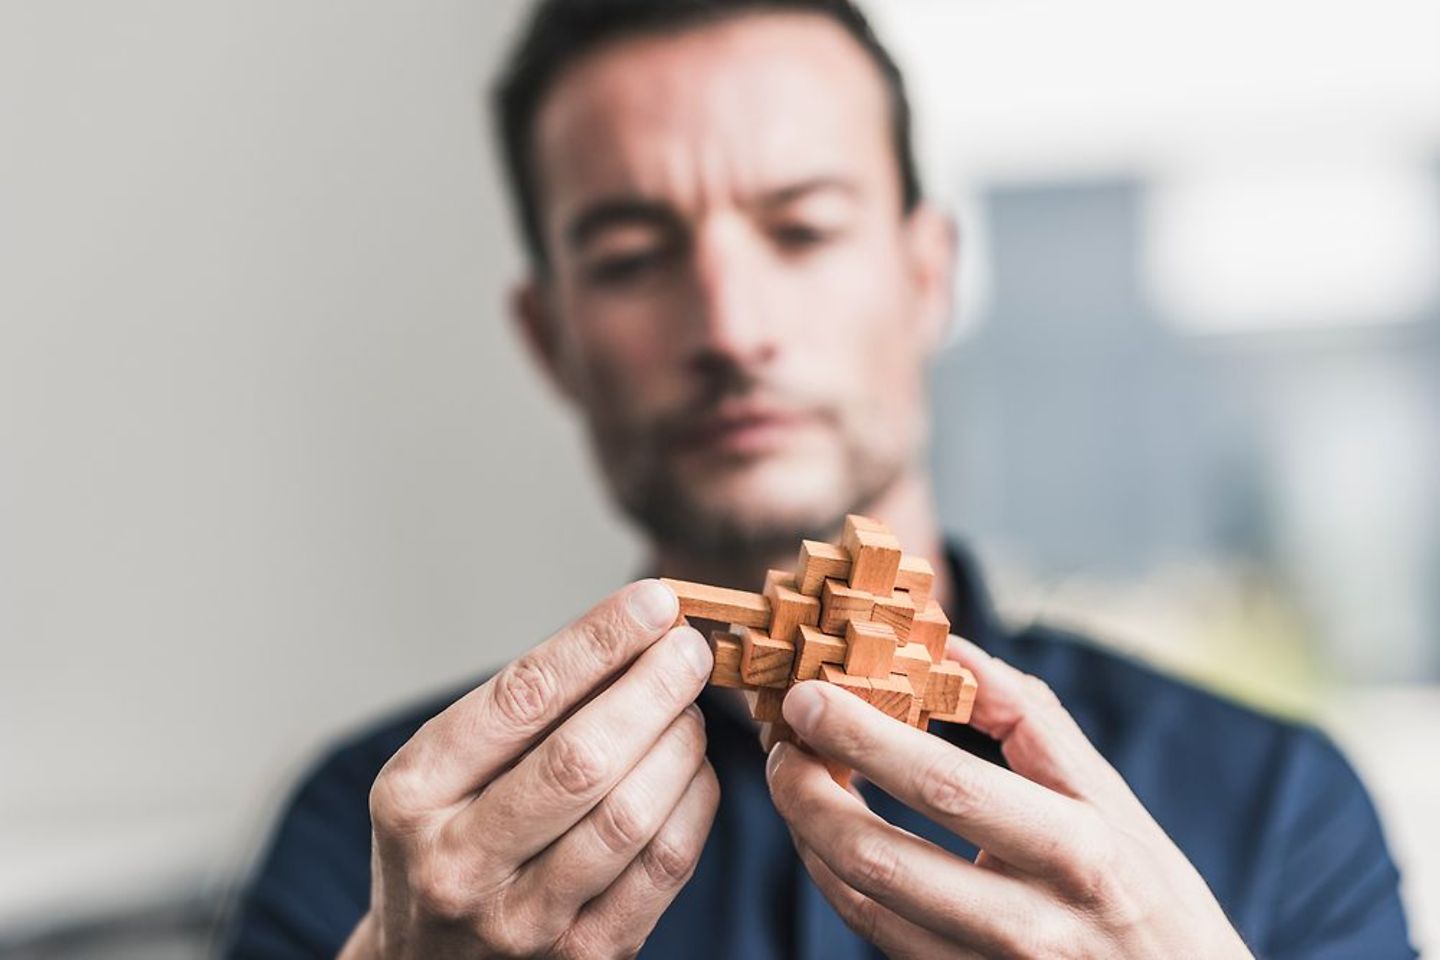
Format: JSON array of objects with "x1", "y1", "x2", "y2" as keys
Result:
[{"x1": 765, "y1": 637, "x2": 1253, "y2": 959}]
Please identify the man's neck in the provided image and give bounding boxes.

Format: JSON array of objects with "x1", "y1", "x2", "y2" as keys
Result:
[{"x1": 650, "y1": 468, "x2": 953, "y2": 614}]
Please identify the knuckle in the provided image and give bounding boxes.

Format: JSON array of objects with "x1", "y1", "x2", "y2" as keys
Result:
[
  {"x1": 841, "y1": 832, "x2": 903, "y2": 894},
  {"x1": 1023, "y1": 674, "x2": 1062, "y2": 710},
  {"x1": 491, "y1": 656, "x2": 558, "y2": 731},
  {"x1": 836, "y1": 891, "x2": 885, "y2": 947},
  {"x1": 573, "y1": 611, "x2": 633, "y2": 674},
  {"x1": 369, "y1": 758, "x2": 428, "y2": 834},
  {"x1": 915, "y1": 751, "x2": 982, "y2": 820},
  {"x1": 411, "y1": 860, "x2": 472, "y2": 924},
  {"x1": 544, "y1": 731, "x2": 611, "y2": 798},
  {"x1": 1053, "y1": 809, "x2": 1114, "y2": 905},
  {"x1": 638, "y1": 829, "x2": 700, "y2": 889},
  {"x1": 591, "y1": 789, "x2": 656, "y2": 858}
]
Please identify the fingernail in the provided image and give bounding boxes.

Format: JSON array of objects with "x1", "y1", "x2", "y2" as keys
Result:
[
  {"x1": 676, "y1": 627, "x2": 713, "y2": 678},
  {"x1": 782, "y1": 682, "x2": 824, "y2": 734},
  {"x1": 628, "y1": 579, "x2": 678, "y2": 631},
  {"x1": 766, "y1": 740, "x2": 791, "y2": 781}
]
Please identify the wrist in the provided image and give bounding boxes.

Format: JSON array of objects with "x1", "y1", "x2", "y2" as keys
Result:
[{"x1": 337, "y1": 911, "x2": 380, "y2": 960}]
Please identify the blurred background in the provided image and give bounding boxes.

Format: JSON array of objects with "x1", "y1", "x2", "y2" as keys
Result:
[{"x1": 1, "y1": 0, "x2": 1435, "y2": 955}]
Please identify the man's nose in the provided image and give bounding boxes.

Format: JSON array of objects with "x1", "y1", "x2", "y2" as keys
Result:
[{"x1": 683, "y1": 219, "x2": 778, "y2": 370}]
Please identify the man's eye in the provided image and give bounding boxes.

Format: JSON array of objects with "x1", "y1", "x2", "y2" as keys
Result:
[
  {"x1": 773, "y1": 223, "x2": 832, "y2": 251},
  {"x1": 585, "y1": 249, "x2": 665, "y2": 286}
]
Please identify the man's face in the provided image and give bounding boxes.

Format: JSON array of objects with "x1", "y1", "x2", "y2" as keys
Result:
[{"x1": 519, "y1": 12, "x2": 952, "y2": 555}]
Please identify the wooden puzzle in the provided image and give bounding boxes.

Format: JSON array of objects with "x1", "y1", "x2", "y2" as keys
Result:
[{"x1": 662, "y1": 515, "x2": 978, "y2": 782}]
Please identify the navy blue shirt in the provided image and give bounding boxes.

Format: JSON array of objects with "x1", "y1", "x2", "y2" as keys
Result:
[{"x1": 224, "y1": 544, "x2": 1415, "y2": 958}]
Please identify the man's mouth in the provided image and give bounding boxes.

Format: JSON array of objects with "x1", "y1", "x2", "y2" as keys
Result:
[{"x1": 666, "y1": 407, "x2": 817, "y2": 457}]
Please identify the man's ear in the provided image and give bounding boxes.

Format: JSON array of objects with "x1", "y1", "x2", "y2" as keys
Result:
[
  {"x1": 511, "y1": 278, "x2": 581, "y2": 405},
  {"x1": 902, "y1": 202, "x2": 958, "y2": 353}
]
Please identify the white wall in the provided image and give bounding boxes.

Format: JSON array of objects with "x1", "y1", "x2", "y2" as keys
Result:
[{"x1": 0, "y1": 0, "x2": 642, "y2": 927}]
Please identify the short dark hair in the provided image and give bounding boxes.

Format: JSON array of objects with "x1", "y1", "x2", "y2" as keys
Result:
[{"x1": 493, "y1": 0, "x2": 923, "y2": 271}]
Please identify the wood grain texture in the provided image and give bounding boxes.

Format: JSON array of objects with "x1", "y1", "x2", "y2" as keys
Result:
[
  {"x1": 744, "y1": 685, "x2": 786, "y2": 722},
  {"x1": 708, "y1": 630, "x2": 746, "y2": 688},
  {"x1": 664, "y1": 577, "x2": 771, "y2": 629},
  {"x1": 873, "y1": 589, "x2": 916, "y2": 643},
  {"x1": 765, "y1": 571, "x2": 821, "y2": 643},
  {"x1": 930, "y1": 665, "x2": 978, "y2": 723},
  {"x1": 843, "y1": 619, "x2": 898, "y2": 678},
  {"x1": 820, "y1": 577, "x2": 874, "y2": 634},
  {"x1": 739, "y1": 626, "x2": 794, "y2": 687},
  {"x1": 794, "y1": 622, "x2": 847, "y2": 681},
  {"x1": 842, "y1": 518, "x2": 902, "y2": 596},
  {"x1": 819, "y1": 662, "x2": 873, "y2": 702},
  {"x1": 910, "y1": 596, "x2": 951, "y2": 662},
  {"x1": 868, "y1": 672, "x2": 915, "y2": 722},
  {"x1": 796, "y1": 540, "x2": 850, "y2": 596},
  {"x1": 923, "y1": 659, "x2": 967, "y2": 715},
  {"x1": 893, "y1": 641, "x2": 933, "y2": 696},
  {"x1": 895, "y1": 554, "x2": 935, "y2": 609}
]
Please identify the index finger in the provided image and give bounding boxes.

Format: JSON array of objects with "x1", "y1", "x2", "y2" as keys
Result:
[
  {"x1": 381, "y1": 579, "x2": 680, "y2": 807},
  {"x1": 778, "y1": 680, "x2": 1085, "y2": 877}
]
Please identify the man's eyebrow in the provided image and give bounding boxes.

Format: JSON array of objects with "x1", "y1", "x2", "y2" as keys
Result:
[{"x1": 566, "y1": 198, "x2": 680, "y2": 251}]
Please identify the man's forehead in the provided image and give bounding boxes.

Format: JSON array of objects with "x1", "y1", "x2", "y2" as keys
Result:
[{"x1": 532, "y1": 11, "x2": 895, "y2": 223}]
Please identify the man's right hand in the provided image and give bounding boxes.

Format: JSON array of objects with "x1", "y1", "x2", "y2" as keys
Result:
[{"x1": 339, "y1": 579, "x2": 719, "y2": 959}]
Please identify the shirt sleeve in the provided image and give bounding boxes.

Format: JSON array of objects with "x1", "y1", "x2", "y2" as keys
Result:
[
  {"x1": 220, "y1": 741, "x2": 380, "y2": 960},
  {"x1": 1260, "y1": 727, "x2": 1416, "y2": 959}
]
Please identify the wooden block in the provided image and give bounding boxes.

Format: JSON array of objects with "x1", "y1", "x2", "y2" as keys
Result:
[
  {"x1": 923, "y1": 659, "x2": 968, "y2": 715},
  {"x1": 843, "y1": 619, "x2": 897, "y2": 678},
  {"x1": 744, "y1": 685, "x2": 786, "y2": 722},
  {"x1": 867, "y1": 672, "x2": 914, "y2": 721},
  {"x1": 739, "y1": 626, "x2": 794, "y2": 687},
  {"x1": 820, "y1": 578, "x2": 874, "y2": 633},
  {"x1": 758, "y1": 718, "x2": 798, "y2": 752},
  {"x1": 872, "y1": 590, "x2": 916, "y2": 643},
  {"x1": 708, "y1": 630, "x2": 746, "y2": 688},
  {"x1": 844, "y1": 513, "x2": 892, "y2": 535},
  {"x1": 765, "y1": 571, "x2": 821, "y2": 643},
  {"x1": 824, "y1": 756, "x2": 854, "y2": 789},
  {"x1": 930, "y1": 665, "x2": 978, "y2": 724},
  {"x1": 893, "y1": 641, "x2": 933, "y2": 695},
  {"x1": 842, "y1": 518, "x2": 902, "y2": 596},
  {"x1": 663, "y1": 578, "x2": 771, "y2": 629},
  {"x1": 794, "y1": 623, "x2": 847, "y2": 680},
  {"x1": 910, "y1": 596, "x2": 951, "y2": 662},
  {"x1": 796, "y1": 540, "x2": 850, "y2": 596},
  {"x1": 895, "y1": 554, "x2": 935, "y2": 609},
  {"x1": 819, "y1": 662, "x2": 873, "y2": 702}
]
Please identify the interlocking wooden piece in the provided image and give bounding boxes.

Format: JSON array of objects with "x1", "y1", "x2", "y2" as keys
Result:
[
  {"x1": 922, "y1": 659, "x2": 975, "y2": 719},
  {"x1": 758, "y1": 717, "x2": 798, "y2": 751},
  {"x1": 708, "y1": 630, "x2": 745, "y2": 687},
  {"x1": 843, "y1": 619, "x2": 898, "y2": 678},
  {"x1": 893, "y1": 641, "x2": 933, "y2": 697},
  {"x1": 819, "y1": 577, "x2": 874, "y2": 633},
  {"x1": 895, "y1": 554, "x2": 935, "y2": 609},
  {"x1": 794, "y1": 622, "x2": 847, "y2": 680},
  {"x1": 930, "y1": 664, "x2": 978, "y2": 723},
  {"x1": 764, "y1": 570, "x2": 821, "y2": 643},
  {"x1": 819, "y1": 662, "x2": 872, "y2": 701},
  {"x1": 796, "y1": 540, "x2": 851, "y2": 596},
  {"x1": 744, "y1": 686, "x2": 786, "y2": 722},
  {"x1": 872, "y1": 589, "x2": 916, "y2": 643},
  {"x1": 738, "y1": 626, "x2": 794, "y2": 687},
  {"x1": 663, "y1": 577, "x2": 771, "y2": 628},
  {"x1": 842, "y1": 515, "x2": 902, "y2": 595},
  {"x1": 910, "y1": 595, "x2": 951, "y2": 662},
  {"x1": 867, "y1": 672, "x2": 915, "y2": 722}
]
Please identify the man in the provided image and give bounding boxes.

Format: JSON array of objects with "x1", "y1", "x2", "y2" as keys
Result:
[{"x1": 225, "y1": 1, "x2": 1415, "y2": 957}]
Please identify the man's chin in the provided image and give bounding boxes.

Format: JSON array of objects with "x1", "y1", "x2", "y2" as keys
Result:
[{"x1": 658, "y1": 453, "x2": 851, "y2": 546}]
